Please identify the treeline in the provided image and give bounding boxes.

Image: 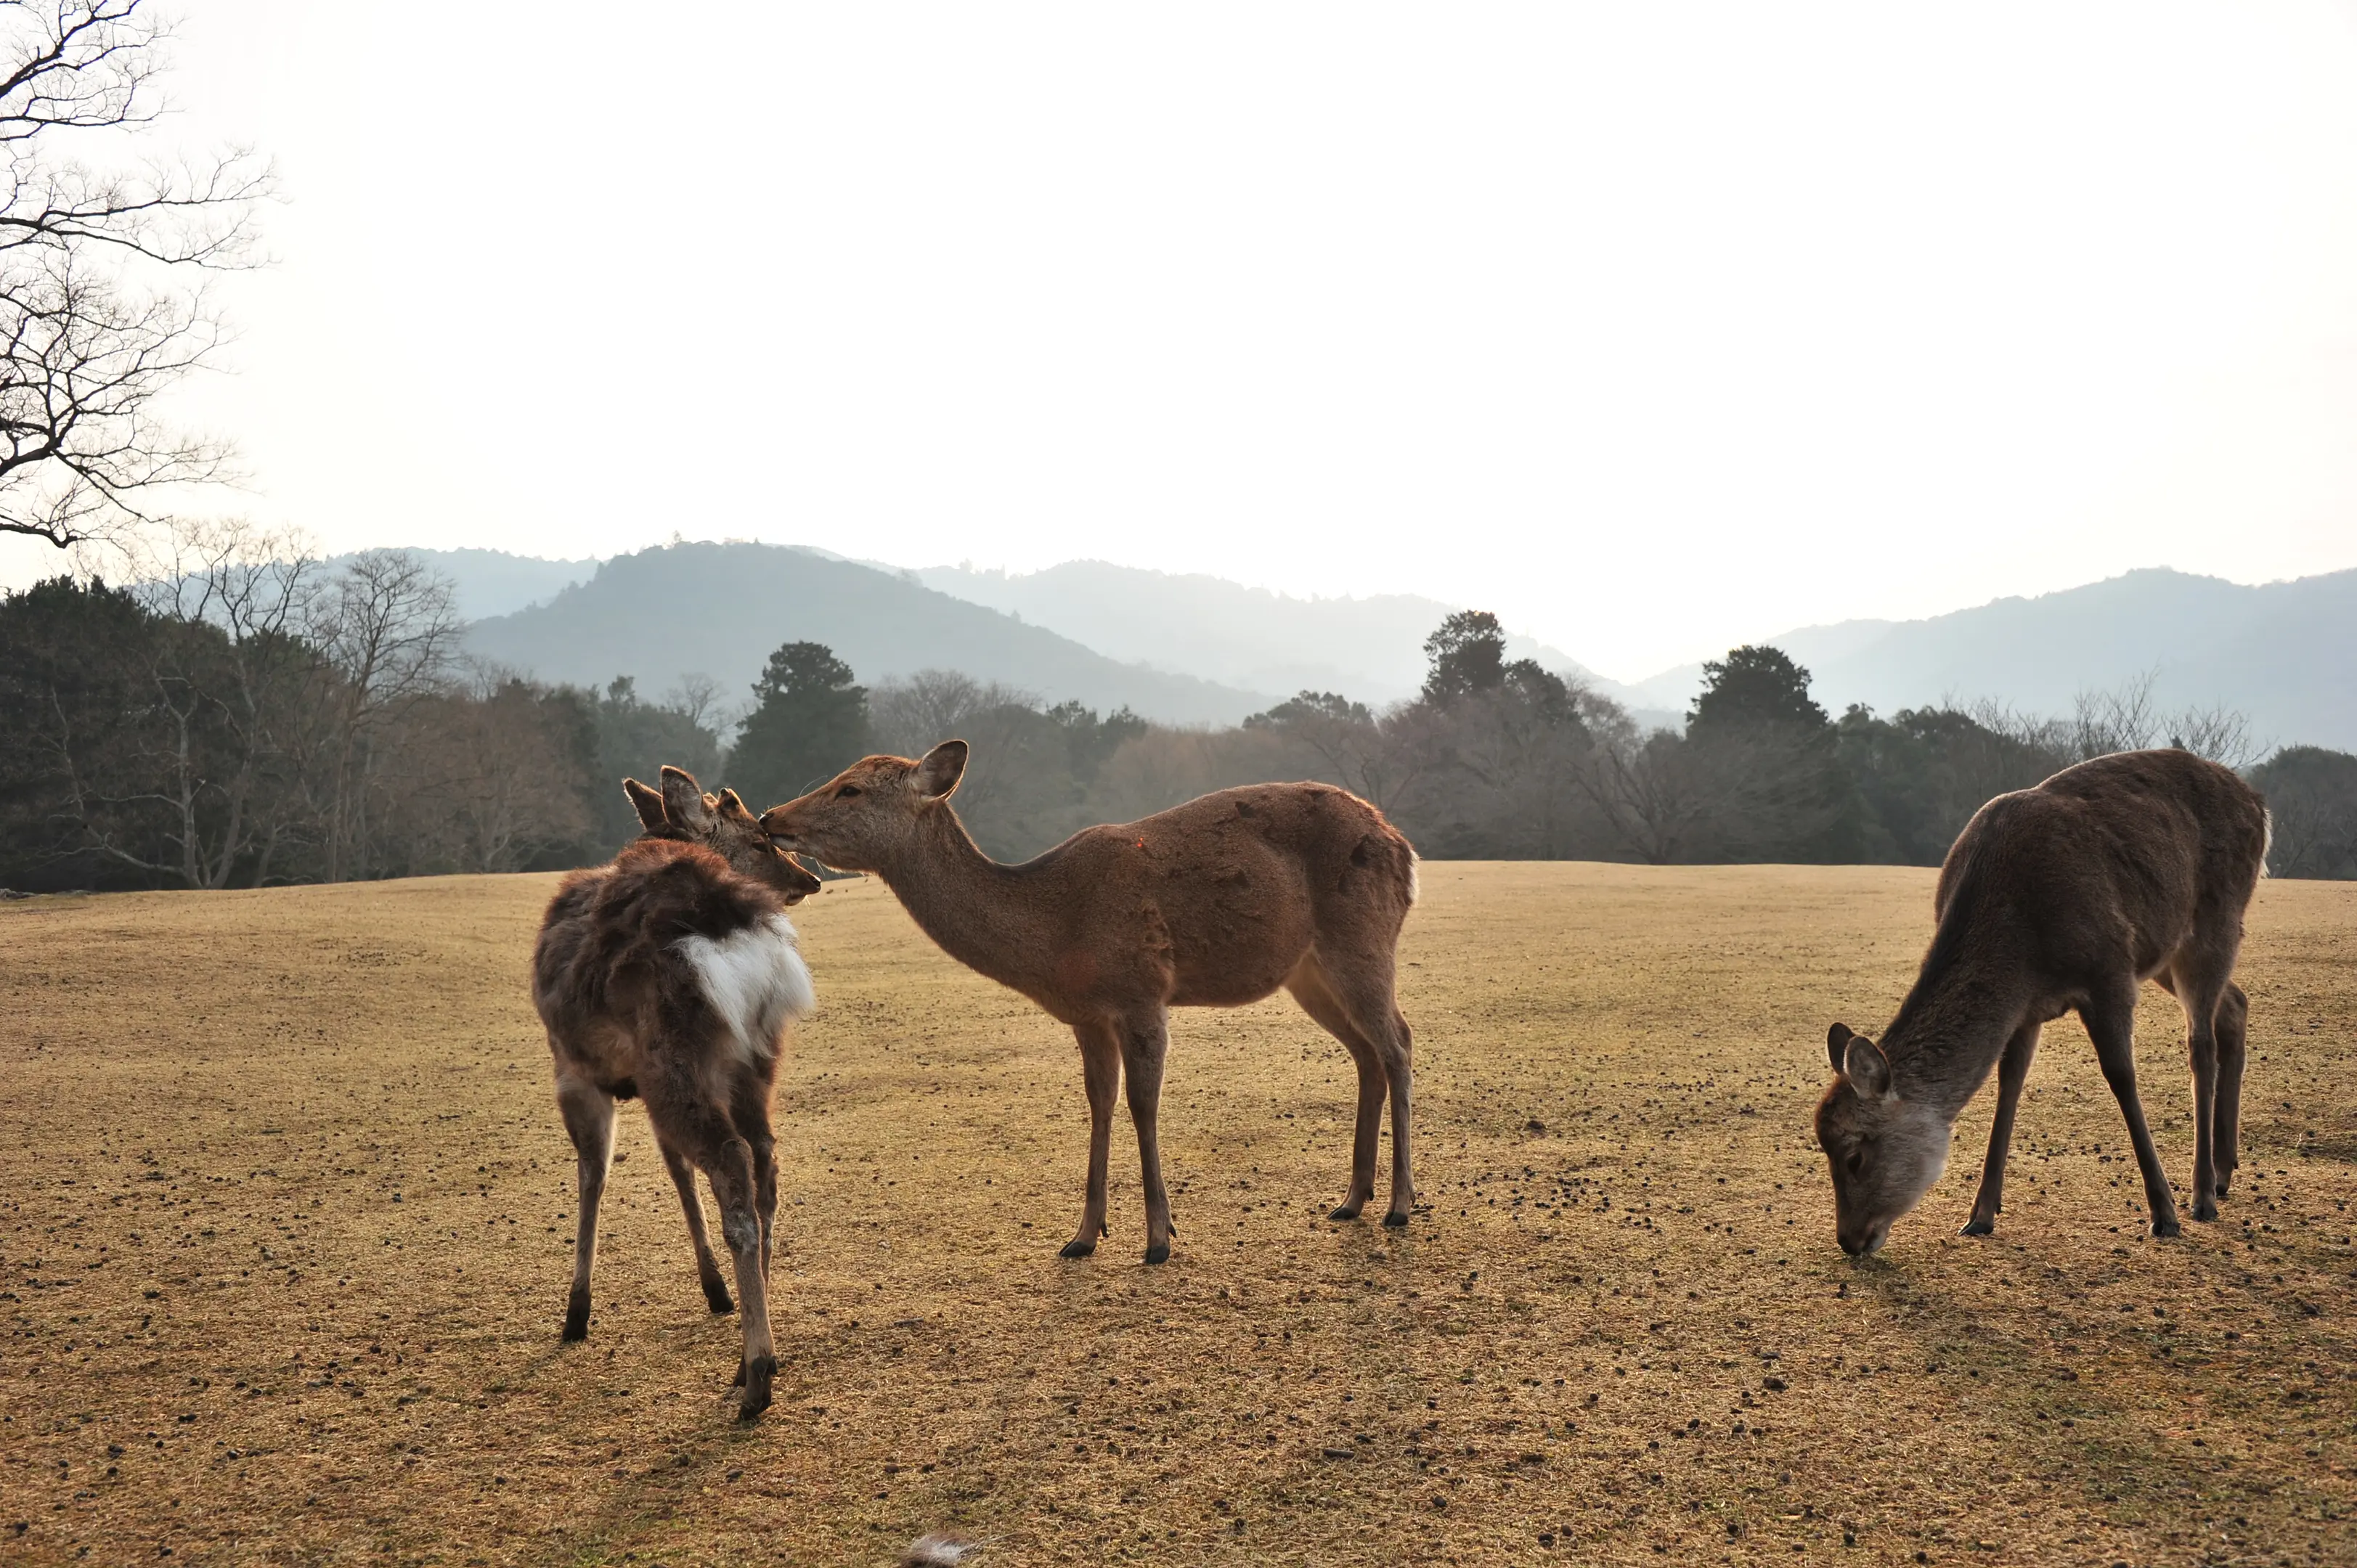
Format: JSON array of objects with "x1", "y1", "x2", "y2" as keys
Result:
[{"x1": 7, "y1": 540, "x2": 2356, "y2": 889}]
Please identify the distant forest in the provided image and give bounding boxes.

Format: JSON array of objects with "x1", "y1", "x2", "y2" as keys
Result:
[{"x1": 4, "y1": 536, "x2": 2354, "y2": 891}]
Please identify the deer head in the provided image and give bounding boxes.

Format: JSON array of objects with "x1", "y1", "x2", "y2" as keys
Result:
[
  {"x1": 625, "y1": 764, "x2": 822, "y2": 903},
  {"x1": 1813, "y1": 1021, "x2": 1950, "y2": 1257},
  {"x1": 756, "y1": 740, "x2": 969, "y2": 873}
]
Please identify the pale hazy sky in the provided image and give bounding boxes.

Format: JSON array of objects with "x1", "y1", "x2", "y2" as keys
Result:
[{"x1": 5, "y1": 1, "x2": 2356, "y2": 680}]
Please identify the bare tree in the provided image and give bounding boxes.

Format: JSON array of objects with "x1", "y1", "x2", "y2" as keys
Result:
[
  {"x1": 309, "y1": 550, "x2": 460, "y2": 879},
  {"x1": 0, "y1": 1, "x2": 272, "y2": 550},
  {"x1": 662, "y1": 671, "x2": 724, "y2": 731}
]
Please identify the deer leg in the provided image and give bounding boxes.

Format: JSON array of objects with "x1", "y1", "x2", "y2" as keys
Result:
[
  {"x1": 2081, "y1": 980, "x2": 2182, "y2": 1239},
  {"x1": 645, "y1": 1077, "x2": 776, "y2": 1419},
  {"x1": 1320, "y1": 954, "x2": 1417, "y2": 1226},
  {"x1": 2164, "y1": 958, "x2": 2234, "y2": 1223},
  {"x1": 1120, "y1": 1010, "x2": 1176, "y2": 1265},
  {"x1": 555, "y1": 1073, "x2": 616, "y2": 1342},
  {"x1": 1062, "y1": 1021, "x2": 1121, "y2": 1259},
  {"x1": 656, "y1": 1134, "x2": 734, "y2": 1315},
  {"x1": 1285, "y1": 958, "x2": 1385, "y2": 1221},
  {"x1": 730, "y1": 1069, "x2": 781, "y2": 1278},
  {"x1": 2212, "y1": 982, "x2": 2249, "y2": 1199},
  {"x1": 1963, "y1": 1022, "x2": 2040, "y2": 1236}
]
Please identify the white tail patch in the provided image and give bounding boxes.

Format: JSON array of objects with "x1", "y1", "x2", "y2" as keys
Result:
[
  {"x1": 1406, "y1": 850, "x2": 1421, "y2": 906},
  {"x1": 677, "y1": 912, "x2": 815, "y2": 1062},
  {"x1": 900, "y1": 1535, "x2": 977, "y2": 1567},
  {"x1": 2260, "y1": 807, "x2": 2274, "y2": 878}
]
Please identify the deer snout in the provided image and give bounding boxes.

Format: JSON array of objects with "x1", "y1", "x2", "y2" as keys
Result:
[{"x1": 1838, "y1": 1220, "x2": 1889, "y2": 1257}]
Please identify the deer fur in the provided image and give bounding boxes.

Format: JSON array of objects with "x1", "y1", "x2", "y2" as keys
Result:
[
  {"x1": 759, "y1": 740, "x2": 1421, "y2": 1263},
  {"x1": 533, "y1": 765, "x2": 821, "y2": 1418},
  {"x1": 1815, "y1": 748, "x2": 2269, "y2": 1255}
]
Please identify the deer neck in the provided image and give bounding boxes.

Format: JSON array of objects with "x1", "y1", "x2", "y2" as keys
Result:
[
  {"x1": 871, "y1": 807, "x2": 1055, "y2": 992},
  {"x1": 1883, "y1": 949, "x2": 2035, "y2": 1124}
]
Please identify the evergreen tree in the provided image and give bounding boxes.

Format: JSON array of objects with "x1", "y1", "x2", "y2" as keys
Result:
[
  {"x1": 728, "y1": 642, "x2": 870, "y2": 807},
  {"x1": 1421, "y1": 611, "x2": 1509, "y2": 702},
  {"x1": 1688, "y1": 645, "x2": 1828, "y2": 733}
]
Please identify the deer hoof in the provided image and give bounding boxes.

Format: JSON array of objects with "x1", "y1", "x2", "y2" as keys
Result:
[
  {"x1": 704, "y1": 1282, "x2": 736, "y2": 1315},
  {"x1": 1328, "y1": 1204, "x2": 1362, "y2": 1222},
  {"x1": 2149, "y1": 1215, "x2": 2183, "y2": 1240},
  {"x1": 1960, "y1": 1215, "x2": 1995, "y2": 1236},
  {"x1": 1143, "y1": 1244, "x2": 1171, "y2": 1265},
  {"x1": 561, "y1": 1294, "x2": 590, "y2": 1342},
  {"x1": 1381, "y1": 1211, "x2": 1410, "y2": 1229},
  {"x1": 737, "y1": 1355, "x2": 776, "y2": 1421},
  {"x1": 1059, "y1": 1238, "x2": 1097, "y2": 1260},
  {"x1": 2192, "y1": 1196, "x2": 2218, "y2": 1223}
]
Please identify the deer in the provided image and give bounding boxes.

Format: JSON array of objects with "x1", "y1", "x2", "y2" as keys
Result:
[
  {"x1": 533, "y1": 765, "x2": 822, "y2": 1418},
  {"x1": 757, "y1": 739, "x2": 1421, "y2": 1265},
  {"x1": 1815, "y1": 748, "x2": 2270, "y2": 1257}
]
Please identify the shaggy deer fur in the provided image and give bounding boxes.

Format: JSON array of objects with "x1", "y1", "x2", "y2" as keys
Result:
[
  {"x1": 760, "y1": 740, "x2": 1421, "y2": 1263},
  {"x1": 533, "y1": 766, "x2": 821, "y2": 1418},
  {"x1": 1815, "y1": 748, "x2": 2269, "y2": 1255}
]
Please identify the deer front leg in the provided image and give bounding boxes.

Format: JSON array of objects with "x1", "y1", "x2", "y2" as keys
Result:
[
  {"x1": 2082, "y1": 981, "x2": 2181, "y2": 1239},
  {"x1": 1963, "y1": 1023, "x2": 2039, "y2": 1236},
  {"x1": 1121, "y1": 1011, "x2": 1176, "y2": 1265},
  {"x1": 657, "y1": 1135, "x2": 734, "y2": 1315},
  {"x1": 555, "y1": 1074, "x2": 616, "y2": 1341},
  {"x1": 1062, "y1": 1023, "x2": 1121, "y2": 1259}
]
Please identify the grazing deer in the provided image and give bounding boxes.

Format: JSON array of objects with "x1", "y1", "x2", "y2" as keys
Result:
[
  {"x1": 533, "y1": 766, "x2": 821, "y2": 1418},
  {"x1": 1815, "y1": 748, "x2": 2269, "y2": 1256},
  {"x1": 758, "y1": 740, "x2": 1421, "y2": 1264}
]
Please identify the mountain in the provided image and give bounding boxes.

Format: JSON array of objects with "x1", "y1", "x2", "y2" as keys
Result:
[
  {"x1": 910, "y1": 559, "x2": 1616, "y2": 708},
  {"x1": 330, "y1": 547, "x2": 598, "y2": 621},
  {"x1": 464, "y1": 542, "x2": 1276, "y2": 724},
  {"x1": 1621, "y1": 568, "x2": 2357, "y2": 751}
]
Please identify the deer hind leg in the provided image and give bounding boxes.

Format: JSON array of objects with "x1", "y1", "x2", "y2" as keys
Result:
[
  {"x1": 1314, "y1": 949, "x2": 1416, "y2": 1227},
  {"x1": 1963, "y1": 1022, "x2": 2040, "y2": 1236},
  {"x1": 656, "y1": 1133, "x2": 734, "y2": 1315},
  {"x1": 2081, "y1": 978, "x2": 2182, "y2": 1239},
  {"x1": 2162, "y1": 953, "x2": 2236, "y2": 1223},
  {"x1": 728, "y1": 1068, "x2": 781, "y2": 1278},
  {"x1": 1062, "y1": 1021, "x2": 1122, "y2": 1260},
  {"x1": 1119, "y1": 1008, "x2": 1178, "y2": 1265},
  {"x1": 555, "y1": 1072, "x2": 617, "y2": 1342},
  {"x1": 646, "y1": 1082, "x2": 776, "y2": 1420},
  {"x1": 2211, "y1": 982, "x2": 2250, "y2": 1200},
  {"x1": 1285, "y1": 957, "x2": 1387, "y2": 1222}
]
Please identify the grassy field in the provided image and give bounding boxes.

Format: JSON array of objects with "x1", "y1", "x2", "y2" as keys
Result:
[{"x1": 1, "y1": 862, "x2": 2352, "y2": 1567}]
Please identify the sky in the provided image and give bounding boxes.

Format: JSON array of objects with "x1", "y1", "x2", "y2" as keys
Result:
[{"x1": 4, "y1": 1, "x2": 2356, "y2": 682}]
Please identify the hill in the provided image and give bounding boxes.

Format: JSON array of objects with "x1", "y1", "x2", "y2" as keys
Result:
[
  {"x1": 463, "y1": 542, "x2": 1274, "y2": 724},
  {"x1": 327, "y1": 546, "x2": 597, "y2": 622},
  {"x1": 911, "y1": 558, "x2": 1616, "y2": 707},
  {"x1": 1619, "y1": 567, "x2": 2357, "y2": 749}
]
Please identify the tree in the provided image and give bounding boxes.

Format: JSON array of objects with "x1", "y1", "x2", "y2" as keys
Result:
[
  {"x1": 1688, "y1": 645, "x2": 1828, "y2": 733},
  {"x1": 727, "y1": 641, "x2": 869, "y2": 808},
  {"x1": 1420, "y1": 611, "x2": 1507, "y2": 702},
  {"x1": 2250, "y1": 746, "x2": 2357, "y2": 879},
  {"x1": 0, "y1": 1, "x2": 272, "y2": 550}
]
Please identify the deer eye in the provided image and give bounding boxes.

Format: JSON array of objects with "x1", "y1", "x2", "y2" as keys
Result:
[
  {"x1": 1844, "y1": 1151, "x2": 1865, "y2": 1177},
  {"x1": 836, "y1": 785, "x2": 861, "y2": 799}
]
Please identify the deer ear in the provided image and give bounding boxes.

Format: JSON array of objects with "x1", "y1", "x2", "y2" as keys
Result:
[
  {"x1": 623, "y1": 777, "x2": 668, "y2": 833},
  {"x1": 1842, "y1": 1033, "x2": 1892, "y2": 1098},
  {"x1": 1826, "y1": 1022, "x2": 1855, "y2": 1075},
  {"x1": 715, "y1": 788, "x2": 757, "y2": 823},
  {"x1": 659, "y1": 765, "x2": 715, "y2": 833},
  {"x1": 913, "y1": 739, "x2": 968, "y2": 801}
]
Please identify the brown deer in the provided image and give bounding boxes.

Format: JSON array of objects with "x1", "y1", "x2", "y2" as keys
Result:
[
  {"x1": 534, "y1": 766, "x2": 821, "y2": 1418},
  {"x1": 758, "y1": 740, "x2": 1421, "y2": 1265},
  {"x1": 1815, "y1": 748, "x2": 2269, "y2": 1256}
]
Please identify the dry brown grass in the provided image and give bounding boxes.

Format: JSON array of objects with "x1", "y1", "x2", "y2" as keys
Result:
[{"x1": 1, "y1": 862, "x2": 2353, "y2": 1567}]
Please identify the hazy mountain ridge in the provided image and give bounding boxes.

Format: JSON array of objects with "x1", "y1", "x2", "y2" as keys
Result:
[
  {"x1": 325, "y1": 547, "x2": 598, "y2": 622},
  {"x1": 1622, "y1": 567, "x2": 2357, "y2": 749},
  {"x1": 462, "y1": 542, "x2": 1277, "y2": 724},
  {"x1": 911, "y1": 559, "x2": 1619, "y2": 706}
]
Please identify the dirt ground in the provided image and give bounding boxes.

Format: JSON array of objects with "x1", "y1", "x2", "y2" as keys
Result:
[{"x1": 1, "y1": 862, "x2": 2352, "y2": 1567}]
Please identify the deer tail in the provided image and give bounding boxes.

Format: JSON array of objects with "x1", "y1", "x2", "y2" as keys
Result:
[{"x1": 900, "y1": 1533, "x2": 979, "y2": 1567}]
